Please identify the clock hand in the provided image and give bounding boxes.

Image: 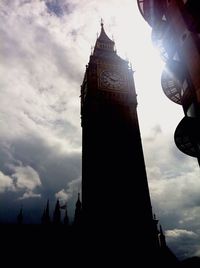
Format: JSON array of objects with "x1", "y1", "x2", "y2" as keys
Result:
[{"x1": 110, "y1": 77, "x2": 117, "y2": 81}]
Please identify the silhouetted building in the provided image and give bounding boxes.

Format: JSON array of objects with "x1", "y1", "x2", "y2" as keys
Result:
[
  {"x1": 159, "y1": 225, "x2": 167, "y2": 248},
  {"x1": 52, "y1": 199, "x2": 61, "y2": 225},
  {"x1": 137, "y1": 0, "x2": 200, "y2": 166},
  {"x1": 17, "y1": 207, "x2": 23, "y2": 225},
  {"x1": 41, "y1": 199, "x2": 51, "y2": 225},
  {"x1": 80, "y1": 21, "x2": 177, "y2": 265},
  {"x1": 63, "y1": 205, "x2": 69, "y2": 226},
  {"x1": 73, "y1": 193, "x2": 82, "y2": 227}
]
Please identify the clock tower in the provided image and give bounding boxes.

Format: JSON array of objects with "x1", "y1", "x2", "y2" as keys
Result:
[{"x1": 81, "y1": 22, "x2": 160, "y2": 264}]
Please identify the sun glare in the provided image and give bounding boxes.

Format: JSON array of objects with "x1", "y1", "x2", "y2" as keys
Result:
[{"x1": 109, "y1": 4, "x2": 184, "y2": 137}]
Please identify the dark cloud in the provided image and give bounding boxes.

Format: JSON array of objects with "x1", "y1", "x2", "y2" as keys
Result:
[
  {"x1": 0, "y1": 133, "x2": 81, "y2": 223},
  {"x1": 45, "y1": 0, "x2": 76, "y2": 17},
  {"x1": 166, "y1": 229, "x2": 199, "y2": 260}
]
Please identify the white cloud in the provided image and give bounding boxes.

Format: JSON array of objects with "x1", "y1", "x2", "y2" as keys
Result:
[
  {"x1": 67, "y1": 177, "x2": 81, "y2": 194},
  {"x1": 0, "y1": 164, "x2": 42, "y2": 200},
  {"x1": 11, "y1": 165, "x2": 41, "y2": 191},
  {"x1": 55, "y1": 189, "x2": 69, "y2": 202},
  {"x1": 18, "y1": 190, "x2": 41, "y2": 200},
  {"x1": 166, "y1": 229, "x2": 198, "y2": 239},
  {"x1": 0, "y1": 171, "x2": 15, "y2": 192},
  {"x1": 149, "y1": 163, "x2": 200, "y2": 211},
  {"x1": 55, "y1": 177, "x2": 81, "y2": 202},
  {"x1": 0, "y1": 0, "x2": 82, "y2": 153}
]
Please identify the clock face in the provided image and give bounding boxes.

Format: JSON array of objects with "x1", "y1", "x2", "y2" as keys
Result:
[{"x1": 100, "y1": 70, "x2": 124, "y2": 90}]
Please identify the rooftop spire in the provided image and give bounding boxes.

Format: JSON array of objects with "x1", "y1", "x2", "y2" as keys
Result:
[
  {"x1": 53, "y1": 199, "x2": 61, "y2": 225},
  {"x1": 93, "y1": 20, "x2": 115, "y2": 54},
  {"x1": 160, "y1": 225, "x2": 164, "y2": 235},
  {"x1": 101, "y1": 18, "x2": 104, "y2": 28},
  {"x1": 98, "y1": 22, "x2": 113, "y2": 43},
  {"x1": 159, "y1": 224, "x2": 167, "y2": 247},
  {"x1": 17, "y1": 206, "x2": 23, "y2": 224},
  {"x1": 76, "y1": 192, "x2": 81, "y2": 208},
  {"x1": 74, "y1": 193, "x2": 82, "y2": 227}
]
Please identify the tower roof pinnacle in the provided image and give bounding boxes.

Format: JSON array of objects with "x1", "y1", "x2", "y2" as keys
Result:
[
  {"x1": 98, "y1": 21, "x2": 114, "y2": 45},
  {"x1": 101, "y1": 18, "x2": 104, "y2": 28},
  {"x1": 92, "y1": 20, "x2": 115, "y2": 56},
  {"x1": 160, "y1": 224, "x2": 164, "y2": 235},
  {"x1": 91, "y1": 21, "x2": 126, "y2": 64}
]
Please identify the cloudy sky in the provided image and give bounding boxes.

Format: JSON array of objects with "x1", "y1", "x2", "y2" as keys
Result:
[{"x1": 0, "y1": 0, "x2": 199, "y2": 260}]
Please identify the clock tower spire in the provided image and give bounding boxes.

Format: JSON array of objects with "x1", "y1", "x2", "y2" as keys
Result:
[
  {"x1": 93, "y1": 20, "x2": 115, "y2": 53},
  {"x1": 81, "y1": 23, "x2": 161, "y2": 265}
]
